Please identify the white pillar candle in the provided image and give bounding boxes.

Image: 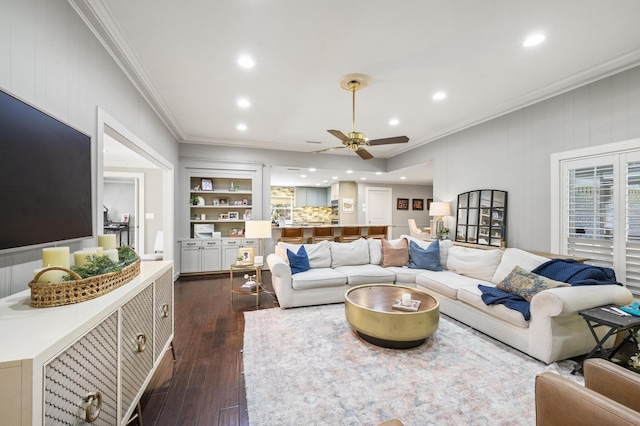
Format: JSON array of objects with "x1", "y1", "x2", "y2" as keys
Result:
[
  {"x1": 42, "y1": 247, "x2": 70, "y2": 268},
  {"x1": 73, "y1": 249, "x2": 96, "y2": 267},
  {"x1": 86, "y1": 247, "x2": 104, "y2": 256},
  {"x1": 104, "y1": 249, "x2": 119, "y2": 262},
  {"x1": 34, "y1": 267, "x2": 66, "y2": 283},
  {"x1": 401, "y1": 293, "x2": 412, "y2": 307},
  {"x1": 98, "y1": 234, "x2": 117, "y2": 250}
]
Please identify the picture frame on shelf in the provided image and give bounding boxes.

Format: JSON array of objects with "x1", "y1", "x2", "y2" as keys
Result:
[
  {"x1": 220, "y1": 213, "x2": 230, "y2": 220},
  {"x1": 213, "y1": 198, "x2": 219, "y2": 206},
  {"x1": 121, "y1": 213, "x2": 130, "y2": 222},
  {"x1": 201, "y1": 178, "x2": 213, "y2": 191},
  {"x1": 219, "y1": 198, "x2": 229, "y2": 205},
  {"x1": 412, "y1": 198, "x2": 424, "y2": 210},
  {"x1": 228, "y1": 212, "x2": 239, "y2": 220},
  {"x1": 243, "y1": 209, "x2": 253, "y2": 220},
  {"x1": 396, "y1": 198, "x2": 409, "y2": 210},
  {"x1": 238, "y1": 247, "x2": 254, "y2": 264}
]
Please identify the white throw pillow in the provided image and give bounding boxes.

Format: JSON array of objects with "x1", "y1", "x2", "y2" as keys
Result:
[
  {"x1": 368, "y1": 238, "x2": 382, "y2": 265},
  {"x1": 446, "y1": 246, "x2": 503, "y2": 282},
  {"x1": 491, "y1": 248, "x2": 549, "y2": 284},
  {"x1": 330, "y1": 238, "x2": 370, "y2": 268}
]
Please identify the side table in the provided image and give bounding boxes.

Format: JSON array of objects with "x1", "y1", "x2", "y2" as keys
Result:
[
  {"x1": 573, "y1": 305, "x2": 640, "y2": 374},
  {"x1": 230, "y1": 263, "x2": 264, "y2": 307}
]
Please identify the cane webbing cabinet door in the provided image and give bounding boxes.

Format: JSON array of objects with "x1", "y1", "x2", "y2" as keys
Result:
[
  {"x1": 120, "y1": 284, "x2": 154, "y2": 422},
  {"x1": 44, "y1": 312, "x2": 119, "y2": 425}
]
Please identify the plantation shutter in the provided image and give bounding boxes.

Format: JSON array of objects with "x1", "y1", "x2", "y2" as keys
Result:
[{"x1": 562, "y1": 152, "x2": 640, "y2": 298}]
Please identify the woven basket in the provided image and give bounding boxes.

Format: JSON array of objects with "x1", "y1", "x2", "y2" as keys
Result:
[{"x1": 29, "y1": 258, "x2": 141, "y2": 308}]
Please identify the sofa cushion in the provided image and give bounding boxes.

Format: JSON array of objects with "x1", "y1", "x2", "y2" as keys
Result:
[
  {"x1": 334, "y1": 264, "x2": 396, "y2": 285},
  {"x1": 446, "y1": 246, "x2": 503, "y2": 282},
  {"x1": 456, "y1": 285, "x2": 530, "y2": 328},
  {"x1": 291, "y1": 268, "x2": 348, "y2": 290},
  {"x1": 287, "y1": 246, "x2": 310, "y2": 274},
  {"x1": 330, "y1": 238, "x2": 370, "y2": 268},
  {"x1": 408, "y1": 240, "x2": 442, "y2": 271},
  {"x1": 416, "y1": 270, "x2": 491, "y2": 299},
  {"x1": 368, "y1": 238, "x2": 382, "y2": 265},
  {"x1": 491, "y1": 248, "x2": 549, "y2": 284},
  {"x1": 381, "y1": 238, "x2": 409, "y2": 267},
  {"x1": 276, "y1": 240, "x2": 332, "y2": 268},
  {"x1": 496, "y1": 266, "x2": 569, "y2": 301},
  {"x1": 402, "y1": 235, "x2": 452, "y2": 270},
  {"x1": 387, "y1": 266, "x2": 423, "y2": 285}
]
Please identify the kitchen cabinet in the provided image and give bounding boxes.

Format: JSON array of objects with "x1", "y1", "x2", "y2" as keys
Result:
[{"x1": 295, "y1": 187, "x2": 329, "y2": 207}]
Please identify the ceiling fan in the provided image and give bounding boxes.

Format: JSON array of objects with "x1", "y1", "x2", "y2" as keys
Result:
[{"x1": 316, "y1": 74, "x2": 409, "y2": 160}]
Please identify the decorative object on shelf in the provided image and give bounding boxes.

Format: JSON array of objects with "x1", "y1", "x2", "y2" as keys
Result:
[
  {"x1": 220, "y1": 213, "x2": 230, "y2": 220},
  {"x1": 241, "y1": 273, "x2": 257, "y2": 290},
  {"x1": 413, "y1": 198, "x2": 424, "y2": 210},
  {"x1": 243, "y1": 198, "x2": 249, "y2": 205},
  {"x1": 228, "y1": 211, "x2": 239, "y2": 220},
  {"x1": 243, "y1": 210, "x2": 253, "y2": 220},
  {"x1": 238, "y1": 247, "x2": 254, "y2": 265},
  {"x1": 190, "y1": 195, "x2": 199, "y2": 205},
  {"x1": 213, "y1": 198, "x2": 219, "y2": 205},
  {"x1": 245, "y1": 220, "x2": 273, "y2": 258},
  {"x1": 197, "y1": 196, "x2": 205, "y2": 206},
  {"x1": 429, "y1": 202, "x2": 451, "y2": 237},
  {"x1": 201, "y1": 178, "x2": 213, "y2": 191},
  {"x1": 437, "y1": 227, "x2": 450, "y2": 240},
  {"x1": 397, "y1": 198, "x2": 409, "y2": 210},
  {"x1": 120, "y1": 213, "x2": 130, "y2": 222},
  {"x1": 219, "y1": 198, "x2": 229, "y2": 205},
  {"x1": 229, "y1": 181, "x2": 238, "y2": 191}
]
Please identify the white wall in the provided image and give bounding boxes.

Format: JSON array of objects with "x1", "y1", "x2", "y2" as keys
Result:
[
  {"x1": 388, "y1": 65, "x2": 640, "y2": 252},
  {"x1": 0, "y1": 0, "x2": 179, "y2": 297}
]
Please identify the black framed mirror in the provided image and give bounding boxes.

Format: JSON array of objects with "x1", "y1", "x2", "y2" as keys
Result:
[{"x1": 455, "y1": 190, "x2": 507, "y2": 247}]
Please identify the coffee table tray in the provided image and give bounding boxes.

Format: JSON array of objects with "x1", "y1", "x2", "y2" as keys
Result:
[{"x1": 392, "y1": 299, "x2": 421, "y2": 312}]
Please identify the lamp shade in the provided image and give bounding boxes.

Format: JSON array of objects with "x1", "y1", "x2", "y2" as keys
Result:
[
  {"x1": 245, "y1": 220, "x2": 272, "y2": 239},
  {"x1": 429, "y1": 202, "x2": 451, "y2": 218}
]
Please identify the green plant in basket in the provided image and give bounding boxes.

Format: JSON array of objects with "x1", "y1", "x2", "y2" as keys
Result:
[
  {"x1": 118, "y1": 246, "x2": 139, "y2": 267},
  {"x1": 65, "y1": 255, "x2": 121, "y2": 280}
]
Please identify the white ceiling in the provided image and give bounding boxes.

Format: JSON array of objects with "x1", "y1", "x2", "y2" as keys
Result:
[{"x1": 83, "y1": 0, "x2": 640, "y2": 186}]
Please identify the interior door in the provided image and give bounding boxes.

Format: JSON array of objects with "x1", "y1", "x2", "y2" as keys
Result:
[{"x1": 366, "y1": 187, "x2": 393, "y2": 237}]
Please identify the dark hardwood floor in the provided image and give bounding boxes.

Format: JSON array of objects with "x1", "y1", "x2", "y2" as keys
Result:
[{"x1": 140, "y1": 271, "x2": 277, "y2": 426}]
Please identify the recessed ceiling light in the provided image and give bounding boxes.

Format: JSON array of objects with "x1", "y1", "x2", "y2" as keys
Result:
[
  {"x1": 238, "y1": 55, "x2": 255, "y2": 68},
  {"x1": 300, "y1": 174, "x2": 306, "y2": 178},
  {"x1": 237, "y1": 98, "x2": 250, "y2": 108},
  {"x1": 315, "y1": 183, "x2": 321, "y2": 186},
  {"x1": 389, "y1": 118, "x2": 399, "y2": 126},
  {"x1": 432, "y1": 91, "x2": 447, "y2": 101},
  {"x1": 400, "y1": 176, "x2": 407, "y2": 180},
  {"x1": 375, "y1": 172, "x2": 383, "y2": 175},
  {"x1": 236, "y1": 123, "x2": 247, "y2": 131},
  {"x1": 523, "y1": 33, "x2": 545, "y2": 47},
  {"x1": 360, "y1": 177, "x2": 367, "y2": 180},
  {"x1": 323, "y1": 180, "x2": 328, "y2": 183},
  {"x1": 346, "y1": 170, "x2": 353, "y2": 174},
  {"x1": 332, "y1": 176, "x2": 338, "y2": 180},
  {"x1": 309, "y1": 168, "x2": 316, "y2": 172}
]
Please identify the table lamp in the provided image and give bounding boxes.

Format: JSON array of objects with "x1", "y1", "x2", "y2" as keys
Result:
[
  {"x1": 244, "y1": 220, "x2": 272, "y2": 263},
  {"x1": 429, "y1": 202, "x2": 451, "y2": 238}
]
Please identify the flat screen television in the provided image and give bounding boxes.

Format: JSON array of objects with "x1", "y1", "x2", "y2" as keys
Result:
[{"x1": 0, "y1": 88, "x2": 93, "y2": 253}]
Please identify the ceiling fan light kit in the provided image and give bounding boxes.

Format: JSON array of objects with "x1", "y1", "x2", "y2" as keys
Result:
[{"x1": 317, "y1": 73, "x2": 409, "y2": 160}]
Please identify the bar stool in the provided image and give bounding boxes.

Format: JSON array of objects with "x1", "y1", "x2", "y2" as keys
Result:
[
  {"x1": 366, "y1": 225, "x2": 388, "y2": 240},
  {"x1": 338, "y1": 226, "x2": 362, "y2": 242},
  {"x1": 278, "y1": 227, "x2": 305, "y2": 244},
  {"x1": 307, "y1": 227, "x2": 334, "y2": 243}
]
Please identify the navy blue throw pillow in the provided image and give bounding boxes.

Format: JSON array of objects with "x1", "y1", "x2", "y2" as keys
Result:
[{"x1": 287, "y1": 246, "x2": 310, "y2": 274}]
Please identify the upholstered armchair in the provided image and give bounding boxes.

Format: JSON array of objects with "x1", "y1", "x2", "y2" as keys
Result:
[
  {"x1": 408, "y1": 219, "x2": 430, "y2": 240},
  {"x1": 535, "y1": 358, "x2": 640, "y2": 425}
]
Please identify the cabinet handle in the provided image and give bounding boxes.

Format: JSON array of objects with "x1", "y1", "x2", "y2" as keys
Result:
[
  {"x1": 161, "y1": 303, "x2": 169, "y2": 318},
  {"x1": 84, "y1": 391, "x2": 102, "y2": 423},
  {"x1": 136, "y1": 333, "x2": 147, "y2": 353}
]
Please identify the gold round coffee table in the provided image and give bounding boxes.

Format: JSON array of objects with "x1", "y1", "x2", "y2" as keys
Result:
[{"x1": 345, "y1": 284, "x2": 439, "y2": 349}]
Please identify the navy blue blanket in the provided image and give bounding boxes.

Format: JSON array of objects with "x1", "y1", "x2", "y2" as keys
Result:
[
  {"x1": 531, "y1": 259, "x2": 620, "y2": 286},
  {"x1": 478, "y1": 285, "x2": 530, "y2": 320}
]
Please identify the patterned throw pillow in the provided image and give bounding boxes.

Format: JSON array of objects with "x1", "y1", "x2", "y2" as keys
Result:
[{"x1": 496, "y1": 266, "x2": 569, "y2": 301}]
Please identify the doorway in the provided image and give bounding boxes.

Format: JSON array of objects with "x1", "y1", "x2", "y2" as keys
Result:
[{"x1": 365, "y1": 187, "x2": 393, "y2": 238}]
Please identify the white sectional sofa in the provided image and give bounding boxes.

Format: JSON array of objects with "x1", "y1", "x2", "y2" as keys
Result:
[{"x1": 266, "y1": 235, "x2": 634, "y2": 363}]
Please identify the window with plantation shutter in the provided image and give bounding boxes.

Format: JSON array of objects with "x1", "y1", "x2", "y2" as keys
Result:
[{"x1": 553, "y1": 141, "x2": 640, "y2": 299}]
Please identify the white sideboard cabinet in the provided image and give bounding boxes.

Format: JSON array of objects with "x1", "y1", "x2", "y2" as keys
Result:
[{"x1": 0, "y1": 261, "x2": 173, "y2": 425}]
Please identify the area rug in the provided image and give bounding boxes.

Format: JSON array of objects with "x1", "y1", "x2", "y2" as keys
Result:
[{"x1": 243, "y1": 304, "x2": 583, "y2": 426}]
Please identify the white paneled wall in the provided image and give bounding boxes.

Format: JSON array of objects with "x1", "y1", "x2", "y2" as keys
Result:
[
  {"x1": 0, "y1": 0, "x2": 179, "y2": 297},
  {"x1": 389, "y1": 66, "x2": 640, "y2": 252}
]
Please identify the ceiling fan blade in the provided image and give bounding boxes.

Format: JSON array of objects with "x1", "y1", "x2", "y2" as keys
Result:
[
  {"x1": 327, "y1": 129, "x2": 350, "y2": 142},
  {"x1": 367, "y1": 135, "x2": 409, "y2": 146},
  {"x1": 356, "y1": 148, "x2": 374, "y2": 160},
  {"x1": 313, "y1": 145, "x2": 346, "y2": 154}
]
